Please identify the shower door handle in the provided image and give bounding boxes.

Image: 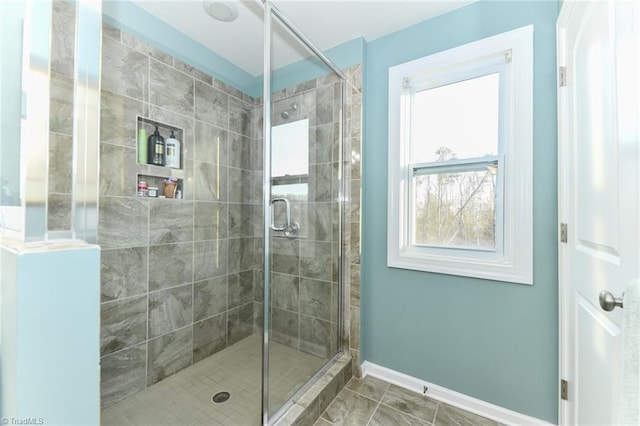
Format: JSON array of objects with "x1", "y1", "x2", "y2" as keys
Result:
[
  {"x1": 270, "y1": 197, "x2": 299, "y2": 237},
  {"x1": 270, "y1": 197, "x2": 291, "y2": 232}
]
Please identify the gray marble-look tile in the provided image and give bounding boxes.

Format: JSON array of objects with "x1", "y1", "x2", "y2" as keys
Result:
[
  {"x1": 228, "y1": 270, "x2": 254, "y2": 309},
  {"x1": 300, "y1": 278, "x2": 331, "y2": 321},
  {"x1": 53, "y1": 0, "x2": 75, "y2": 19},
  {"x1": 345, "y1": 376, "x2": 390, "y2": 402},
  {"x1": 147, "y1": 326, "x2": 192, "y2": 385},
  {"x1": 48, "y1": 132, "x2": 72, "y2": 194},
  {"x1": 51, "y1": 7, "x2": 75, "y2": 78},
  {"x1": 321, "y1": 389, "x2": 377, "y2": 426},
  {"x1": 101, "y1": 247, "x2": 148, "y2": 302},
  {"x1": 300, "y1": 316, "x2": 331, "y2": 358},
  {"x1": 193, "y1": 239, "x2": 228, "y2": 281},
  {"x1": 300, "y1": 241, "x2": 332, "y2": 282},
  {"x1": 371, "y1": 404, "x2": 431, "y2": 426},
  {"x1": 292, "y1": 397, "x2": 320, "y2": 426},
  {"x1": 315, "y1": 84, "x2": 335, "y2": 126},
  {"x1": 309, "y1": 163, "x2": 332, "y2": 202},
  {"x1": 193, "y1": 312, "x2": 227, "y2": 363},
  {"x1": 195, "y1": 161, "x2": 228, "y2": 202},
  {"x1": 350, "y1": 179, "x2": 361, "y2": 223},
  {"x1": 350, "y1": 221, "x2": 361, "y2": 265},
  {"x1": 229, "y1": 132, "x2": 253, "y2": 170},
  {"x1": 228, "y1": 237, "x2": 254, "y2": 274},
  {"x1": 381, "y1": 384, "x2": 439, "y2": 424},
  {"x1": 194, "y1": 80, "x2": 229, "y2": 128},
  {"x1": 50, "y1": 73, "x2": 74, "y2": 135},
  {"x1": 214, "y1": 79, "x2": 245, "y2": 104},
  {"x1": 101, "y1": 36, "x2": 148, "y2": 101},
  {"x1": 47, "y1": 193, "x2": 72, "y2": 231},
  {"x1": 102, "y1": 22, "x2": 121, "y2": 42},
  {"x1": 271, "y1": 307, "x2": 299, "y2": 348},
  {"x1": 121, "y1": 32, "x2": 173, "y2": 66},
  {"x1": 148, "y1": 284, "x2": 193, "y2": 338},
  {"x1": 271, "y1": 237, "x2": 299, "y2": 275},
  {"x1": 149, "y1": 199, "x2": 194, "y2": 244},
  {"x1": 173, "y1": 58, "x2": 213, "y2": 85},
  {"x1": 100, "y1": 295, "x2": 147, "y2": 356},
  {"x1": 229, "y1": 96, "x2": 252, "y2": 136},
  {"x1": 228, "y1": 167, "x2": 253, "y2": 204},
  {"x1": 194, "y1": 201, "x2": 228, "y2": 240},
  {"x1": 100, "y1": 143, "x2": 136, "y2": 197},
  {"x1": 311, "y1": 124, "x2": 334, "y2": 165},
  {"x1": 100, "y1": 90, "x2": 148, "y2": 148},
  {"x1": 150, "y1": 59, "x2": 194, "y2": 115},
  {"x1": 307, "y1": 202, "x2": 332, "y2": 242},
  {"x1": 253, "y1": 301, "x2": 264, "y2": 333},
  {"x1": 350, "y1": 306, "x2": 360, "y2": 350},
  {"x1": 98, "y1": 196, "x2": 149, "y2": 248},
  {"x1": 228, "y1": 203, "x2": 255, "y2": 238},
  {"x1": 271, "y1": 272, "x2": 299, "y2": 312},
  {"x1": 100, "y1": 344, "x2": 146, "y2": 409},
  {"x1": 148, "y1": 242, "x2": 193, "y2": 291},
  {"x1": 350, "y1": 267, "x2": 361, "y2": 308},
  {"x1": 313, "y1": 418, "x2": 333, "y2": 426},
  {"x1": 194, "y1": 276, "x2": 227, "y2": 321},
  {"x1": 227, "y1": 303, "x2": 253, "y2": 346},
  {"x1": 194, "y1": 120, "x2": 228, "y2": 165},
  {"x1": 434, "y1": 403, "x2": 499, "y2": 426}
]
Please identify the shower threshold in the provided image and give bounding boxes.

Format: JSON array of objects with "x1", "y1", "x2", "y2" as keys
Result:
[{"x1": 101, "y1": 334, "x2": 326, "y2": 425}]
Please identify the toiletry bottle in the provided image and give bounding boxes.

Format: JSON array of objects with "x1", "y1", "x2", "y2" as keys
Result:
[
  {"x1": 137, "y1": 127, "x2": 147, "y2": 164},
  {"x1": 165, "y1": 130, "x2": 181, "y2": 169},
  {"x1": 148, "y1": 126, "x2": 165, "y2": 166}
]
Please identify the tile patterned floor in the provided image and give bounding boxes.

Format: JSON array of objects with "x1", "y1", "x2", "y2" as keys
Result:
[
  {"x1": 101, "y1": 334, "x2": 325, "y2": 425},
  {"x1": 316, "y1": 376, "x2": 502, "y2": 426}
]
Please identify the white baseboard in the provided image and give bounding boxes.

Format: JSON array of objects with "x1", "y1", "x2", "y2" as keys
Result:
[{"x1": 361, "y1": 361, "x2": 554, "y2": 426}]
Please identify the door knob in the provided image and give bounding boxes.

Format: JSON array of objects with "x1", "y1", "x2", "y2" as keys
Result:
[{"x1": 599, "y1": 291, "x2": 624, "y2": 312}]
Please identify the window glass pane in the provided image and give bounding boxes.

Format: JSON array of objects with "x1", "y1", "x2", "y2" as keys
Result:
[
  {"x1": 272, "y1": 182, "x2": 308, "y2": 201},
  {"x1": 413, "y1": 166, "x2": 497, "y2": 249},
  {"x1": 411, "y1": 73, "x2": 499, "y2": 163},
  {"x1": 272, "y1": 118, "x2": 309, "y2": 177}
]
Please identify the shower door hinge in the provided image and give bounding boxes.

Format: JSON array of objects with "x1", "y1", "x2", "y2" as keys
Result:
[
  {"x1": 559, "y1": 66, "x2": 567, "y2": 87},
  {"x1": 560, "y1": 223, "x2": 568, "y2": 243},
  {"x1": 561, "y1": 379, "x2": 568, "y2": 400}
]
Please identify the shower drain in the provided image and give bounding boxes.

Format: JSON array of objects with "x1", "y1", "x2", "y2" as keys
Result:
[{"x1": 212, "y1": 391, "x2": 231, "y2": 403}]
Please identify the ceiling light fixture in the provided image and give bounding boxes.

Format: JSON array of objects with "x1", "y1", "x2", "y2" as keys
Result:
[{"x1": 203, "y1": 1, "x2": 239, "y2": 22}]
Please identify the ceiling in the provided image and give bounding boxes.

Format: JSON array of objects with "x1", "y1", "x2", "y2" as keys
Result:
[{"x1": 132, "y1": 0, "x2": 476, "y2": 76}]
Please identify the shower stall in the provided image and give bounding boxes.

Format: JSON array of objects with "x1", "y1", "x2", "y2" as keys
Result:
[{"x1": 1, "y1": 0, "x2": 361, "y2": 424}]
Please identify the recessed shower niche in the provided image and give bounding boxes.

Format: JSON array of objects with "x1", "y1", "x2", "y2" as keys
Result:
[{"x1": 135, "y1": 116, "x2": 184, "y2": 199}]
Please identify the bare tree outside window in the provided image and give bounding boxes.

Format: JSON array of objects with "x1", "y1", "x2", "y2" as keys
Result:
[{"x1": 413, "y1": 147, "x2": 497, "y2": 249}]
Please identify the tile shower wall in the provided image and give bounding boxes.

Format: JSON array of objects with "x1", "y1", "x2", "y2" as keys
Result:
[{"x1": 98, "y1": 24, "x2": 261, "y2": 408}]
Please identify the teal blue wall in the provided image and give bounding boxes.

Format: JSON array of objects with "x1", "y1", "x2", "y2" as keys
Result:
[
  {"x1": 1, "y1": 245, "x2": 100, "y2": 424},
  {"x1": 361, "y1": 1, "x2": 559, "y2": 422}
]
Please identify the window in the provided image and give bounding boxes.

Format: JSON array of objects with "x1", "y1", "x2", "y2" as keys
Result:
[
  {"x1": 272, "y1": 118, "x2": 309, "y2": 201},
  {"x1": 387, "y1": 26, "x2": 533, "y2": 284}
]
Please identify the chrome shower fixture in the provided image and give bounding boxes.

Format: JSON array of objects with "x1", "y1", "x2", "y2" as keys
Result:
[{"x1": 281, "y1": 103, "x2": 297, "y2": 119}]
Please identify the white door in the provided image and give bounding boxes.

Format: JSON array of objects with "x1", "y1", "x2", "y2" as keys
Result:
[{"x1": 558, "y1": 1, "x2": 640, "y2": 425}]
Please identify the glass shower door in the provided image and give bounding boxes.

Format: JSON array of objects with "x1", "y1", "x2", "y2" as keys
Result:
[{"x1": 263, "y1": 3, "x2": 344, "y2": 420}]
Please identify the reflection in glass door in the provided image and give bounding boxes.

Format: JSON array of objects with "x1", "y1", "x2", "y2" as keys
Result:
[{"x1": 264, "y1": 3, "x2": 345, "y2": 420}]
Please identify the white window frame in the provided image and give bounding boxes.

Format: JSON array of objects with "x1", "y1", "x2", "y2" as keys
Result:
[{"x1": 387, "y1": 25, "x2": 533, "y2": 285}]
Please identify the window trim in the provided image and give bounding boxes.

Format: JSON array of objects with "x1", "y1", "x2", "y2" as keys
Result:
[{"x1": 387, "y1": 25, "x2": 534, "y2": 285}]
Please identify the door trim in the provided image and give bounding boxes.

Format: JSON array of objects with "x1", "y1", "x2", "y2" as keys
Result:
[{"x1": 557, "y1": 1, "x2": 575, "y2": 424}]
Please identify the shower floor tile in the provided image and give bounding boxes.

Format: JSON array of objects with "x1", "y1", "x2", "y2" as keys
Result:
[{"x1": 101, "y1": 334, "x2": 326, "y2": 426}]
